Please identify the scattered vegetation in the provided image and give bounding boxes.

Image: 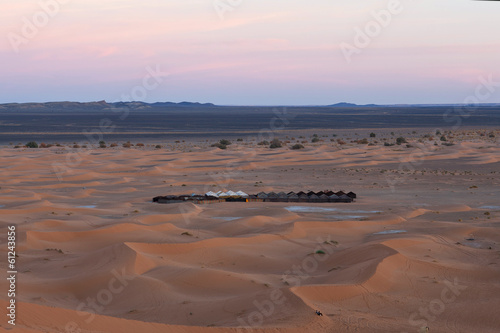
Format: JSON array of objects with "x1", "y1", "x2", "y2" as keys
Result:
[
  {"x1": 212, "y1": 139, "x2": 232, "y2": 149},
  {"x1": 211, "y1": 142, "x2": 227, "y2": 149},
  {"x1": 291, "y1": 143, "x2": 305, "y2": 150},
  {"x1": 46, "y1": 248, "x2": 64, "y2": 254},
  {"x1": 269, "y1": 138, "x2": 282, "y2": 149},
  {"x1": 357, "y1": 138, "x2": 369, "y2": 144},
  {"x1": 396, "y1": 137, "x2": 407, "y2": 145},
  {"x1": 370, "y1": 132, "x2": 376, "y2": 138},
  {"x1": 26, "y1": 141, "x2": 38, "y2": 148}
]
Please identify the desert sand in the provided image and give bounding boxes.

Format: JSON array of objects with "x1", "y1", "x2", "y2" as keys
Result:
[{"x1": 1, "y1": 136, "x2": 500, "y2": 333}]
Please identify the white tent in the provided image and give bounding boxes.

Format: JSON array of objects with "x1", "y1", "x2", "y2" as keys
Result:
[{"x1": 236, "y1": 191, "x2": 249, "y2": 197}]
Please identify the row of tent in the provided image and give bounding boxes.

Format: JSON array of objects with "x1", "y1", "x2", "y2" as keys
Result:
[
  {"x1": 205, "y1": 190, "x2": 249, "y2": 198},
  {"x1": 250, "y1": 190, "x2": 356, "y2": 202},
  {"x1": 153, "y1": 190, "x2": 356, "y2": 204}
]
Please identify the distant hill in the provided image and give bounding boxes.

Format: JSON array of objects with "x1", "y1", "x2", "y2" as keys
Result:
[
  {"x1": 329, "y1": 102, "x2": 358, "y2": 107},
  {"x1": 328, "y1": 102, "x2": 379, "y2": 107},
  {"x1": 0, "y1": 101, "x2": 216, "y2": 112},
  {"x1": 1, "y1": 101, "x2": 499, "y2": 112},
  {"x1": 151, "y1": 101, "x2": 215, "y2": 107}
]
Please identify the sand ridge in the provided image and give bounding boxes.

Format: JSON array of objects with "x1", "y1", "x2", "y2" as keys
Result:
[{"x1": 1, "y1": 142, "x2": 500, "y2": 332}]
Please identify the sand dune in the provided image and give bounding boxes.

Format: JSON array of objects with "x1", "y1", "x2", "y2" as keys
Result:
[{"x1": 1, "y1": 140, "x2": 499, "y2": 332}]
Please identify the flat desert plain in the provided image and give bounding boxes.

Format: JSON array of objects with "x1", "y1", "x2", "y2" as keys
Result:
[{"x1": 1, "y1": 137, "x2": 500, "y2": 333}]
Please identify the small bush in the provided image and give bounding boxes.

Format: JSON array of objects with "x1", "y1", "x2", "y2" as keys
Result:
[
  {"x1": 311, "y1": 137, "x2": 320, "y2": 143},
  {"x1": 291, "y1": 144, "x2": 304, "y2": 150},
  {"x1": 219, "y1": 139, "x2": 232, "y2": 146},
  {"x1": 396, "y1": 137, "x2": 407, "y2": 145},
  {"x1": 370, "y1": 132, "x2": 376, "y2": 138},
  {"x1": 136, "y1": 143, "x2": 145, "y2": 147},
  {"x1": 110, "y1": 143, "x2": 118, "y2": 147},
  {"x1": 123, "y1": 142, "x2": 132, "y2": 148},
  {"x1": 237, "y1": 138, "x2": 243, "y2": 142},
  {"x1": 269, "y1": 139, "x2": 282, "y2": 149},
  {"x1": 358, "y1": 138, "x2": 369, "y2": 144},
  {"x1": 211, "y1": 143, "x2": 227, "y2": 149},
  {"x1": 73, "y1": 144, "x2": 80, "y2": 149},
  {"x1": 258, "y1": 140, "x2": 269, "y2": 146},
  {"x1": 384, "y1": 142, "x2": 395, "y2": 146},
  {"x1": 155, "y1": 145, "x2": 162, "y2": 149},
  {"x1": 26, "y1": 141, "x2": 38, "y2": 148}
]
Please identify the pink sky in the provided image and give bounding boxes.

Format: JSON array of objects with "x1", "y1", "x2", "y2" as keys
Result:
[{"x1": 1, "y1": 0, "x2": 499, "y2": 105}]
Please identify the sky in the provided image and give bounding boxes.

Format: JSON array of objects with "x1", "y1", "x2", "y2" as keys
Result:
[{"x1": 1, "y1": 0, "x2": 499, "y2": 105}]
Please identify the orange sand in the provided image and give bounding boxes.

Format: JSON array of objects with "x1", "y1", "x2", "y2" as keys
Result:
[{"x1": 1, "y1": 140, "x2": 499, "y2": 332}]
